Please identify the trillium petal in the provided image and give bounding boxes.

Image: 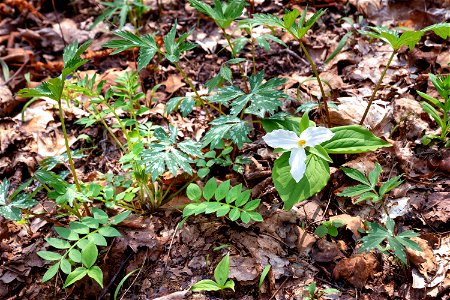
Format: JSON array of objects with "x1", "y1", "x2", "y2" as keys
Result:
[
  {"x1": 289, "y1": 148, "x2": 307, "y2": 183},
  {"x1": 300, "y1": 127, "x2": 334, "y2": 147},
  {"x1": 263, "y1": 130, "x2": 300, "y2": 150}
]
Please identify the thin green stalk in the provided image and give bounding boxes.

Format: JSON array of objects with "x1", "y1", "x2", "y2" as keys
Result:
[
  {"x1": 359, "y1": 50, "x2": 397, "y2": 125},
  {"x1": 220, "y1": 27, "x2": 250, "y2": 93},
  {"x1": 58, "y1": 100, "x2": 85, "y2": 218},
  {"x1": 174, "y1": 62, "x2": 226, "y2": 117},
  {"x1": 91, "y1": 105, "x2": 125, "y2": 151},
  {"x1": 299, "y1": 41, "x2": 330, "y2": 127}
]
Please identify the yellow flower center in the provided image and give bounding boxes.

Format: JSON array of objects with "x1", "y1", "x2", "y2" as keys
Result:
[{"x1": 298, "y1": 139, "x2": 306, "y2": 147}]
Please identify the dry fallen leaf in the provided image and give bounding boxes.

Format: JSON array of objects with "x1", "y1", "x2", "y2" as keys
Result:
[
  {"x1": 330, "y1": 214, "x2": 364, "y2": 239},
  {"x1": 162, "y1": 74, "x2": 186, "y2": 93},
  {"x1": 406, "y1": 237, "x2": 437, "y2": 277},
  {"x1": 333, "y1": 252, "x2": 379, "y2": 288}
]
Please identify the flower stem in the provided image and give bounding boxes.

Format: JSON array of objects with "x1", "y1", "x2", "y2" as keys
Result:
[
  {"x1": 299, "y1": 41, "x2": 330, "y2": 127},
  {"x1": 359, "y1": 50, "x2": 397, "y2": 125}
]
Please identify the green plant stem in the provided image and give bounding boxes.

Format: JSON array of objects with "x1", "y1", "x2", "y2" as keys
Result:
[
  {"x1": 91, "y1": 105, "x2": 125, "y2": 151},
  {"x1": 359, "y1": 50, "x2": 396, "y2": 125},
  {"x1": 173, "y1": 62, "x2": 224, "y2": 118},
  {"x1": 299, "y1": 41, "x2": 330, "y2": 127},
  {"x1": 58, "y1": 100, "x2": 85, "y2": 218},
  {"x1": 250, "y1": 36, "x2": 256, "y2": 75},
  {"x1": 220, "y1": 27, "x2": 250, "y2": 93}
]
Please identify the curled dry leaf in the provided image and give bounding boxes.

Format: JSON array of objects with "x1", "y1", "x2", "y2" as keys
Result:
[
  {"x1": 329, "y1": 214, "x2": 364, "y2": 239},
  {"x1": 406, "y1": 237, "x2": 437, "y2": 277},
  {"x1": 162, "y1": 74, "x2": 186, "y2": 93},
  {"x1": 333, "y1": 252, "x2": 379, "y2": 288}
]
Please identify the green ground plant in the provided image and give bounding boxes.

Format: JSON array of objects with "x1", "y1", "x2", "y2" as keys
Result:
[
  {"x1": 91, "y1": 0, "x2": 149, "y2": 30},
  {"x1": 417, "y1": 73, "x2": 450, "y2": 146},
  {"x1": 191, "y1": 253, "x2": 235, "y2": 294},
  {"x1": 303, "y1": 282, "x2": 340, "y2": 300},
  {"x1": 37, "y1": 208, "x2": 129, "y2": 287},
  {"x1": 359, "y1": 218, "x2": 421, "y2": 265},
  {"x1": 183, "y1": 178, "x2": 263, "y2": 223}
]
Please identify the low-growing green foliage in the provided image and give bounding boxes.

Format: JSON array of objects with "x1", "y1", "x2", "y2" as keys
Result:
[
  {"x1": 91, "y1": 0, "x2": 149, "y2": 30},
  {"x1": 359, "y1": 218, "x2": 421, "y2": 265},
  {"x1": 339, "y1": 163, "x2": 403, "y2": 204},
  {"x1": 303, "y1": 282, "x2": 340, "y2": 300},
  {"x1": 0, "y1": 179, "x2": 37, "y2": 221},
  {"x1": 191, "y1": 253, "x2": 235, "y2": 293},
  {"x1": 183, "y1": 178, "x2": 263, "y2": 224},
  {"x1": 314, "y1": 219, "x2": 345, "y2": 238},
  {"x1": 417, "y1": 73, "x2": 450, "y2": 146},
  {"x1": 37, "y1": 208, "x2": 130, "y2": 287}
]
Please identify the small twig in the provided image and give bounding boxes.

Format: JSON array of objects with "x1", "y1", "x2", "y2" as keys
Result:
[
  {"x1": 51, "y1": 0, "x2": 67, "y2": 47},
  {"x1": 268, "y1": 277, "x2": 289, "y2": 300},
  {"x1": 119, "y1": 249, "x2": 148, "y2": 300}
]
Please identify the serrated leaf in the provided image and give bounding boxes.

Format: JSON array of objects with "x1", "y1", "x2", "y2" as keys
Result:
[
  {"x1": 341, "y1": 167, "x2": 370, "y2": 185},
  {"x1": 368, "y1": 163, "x2": 383, "y2": 188}
]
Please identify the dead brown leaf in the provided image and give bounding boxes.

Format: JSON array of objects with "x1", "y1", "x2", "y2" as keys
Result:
[
  {"x1": 406, "y1": 237, "x2": 437, "y2": 277},
  {"x1": 162, "y1": 74, "x2": 186, "y2": 93},
  {"x1": 330, "y1": 214, "x2": 364, "y2": 239},
  {"x1": 333, "y1": 252, "x2": 379, "y2": 288}
]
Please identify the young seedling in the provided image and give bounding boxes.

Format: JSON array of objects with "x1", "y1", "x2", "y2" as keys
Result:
[
  {"x1": 303, "y1": 282, "x2": 340, "y2": 300},
  {"x1": 338, "y1": 163, "x2": 403, "y2": 215},
  {"x1": 183, "y1": 178, "x2": 263, "y2": 224},
  {"x1": 417, "y1": 73, "x2": 450, "y2": 146},
  {"x1": 90, "y1": 0, "x2": 149, "y2": 30},
  {"x1": 359, "y1": 217, "x2": 421, "y2": 265},
  {"x1": 314, "y1": 219, "x2": 345, "y2": 238},
  {"x1": 191, "y1": 253, "x2": 235, "y2": 295}
]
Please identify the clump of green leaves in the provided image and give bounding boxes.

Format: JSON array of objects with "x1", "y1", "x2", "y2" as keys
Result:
[
  {"x1": 339, "y1": 163, "x2": 403, "y2": 204},
  {"x1": 0, "y1": 179, "x2": 37, "y2": 221},
  {"x1": 196, "y1": 146, "x2": 251, "y2": 177},
  {"x1": 359, "y1": 218, "x2": 421, "y2": 265},
  {"x1": 417, "y1": 73, "x2": 450, "y2": 147},
  {"x1": 183, "y1": 178, "x2": 263, "y2": 224},
  {"x1": 188, "y1": 0, "x2": 245, "y2": 30},
  {"x1": 314, "y1": 219, "x2": 345, "y2": 238},
  {"x1": 303, "y1": 282, "x2": 340, "y2": 300},
  {"x1": 191, "y1": 253, "x2": 235, "y2": 293},
  {"x1": 37, "y1": 208, "x2": 130, "y2": 287},
  {"x1": 91, "y1": 0, "x2": 149, "y2": 30}
]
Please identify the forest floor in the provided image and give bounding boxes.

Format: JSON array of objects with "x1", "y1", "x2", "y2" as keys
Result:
[{"x1": 0, "y1": 0, "x2": 449, "y2": 299}]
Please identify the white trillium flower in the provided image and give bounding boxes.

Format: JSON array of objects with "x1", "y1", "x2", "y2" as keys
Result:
[{"x1": 263, "y1": 127, "x2": 334, "y2": 183}]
